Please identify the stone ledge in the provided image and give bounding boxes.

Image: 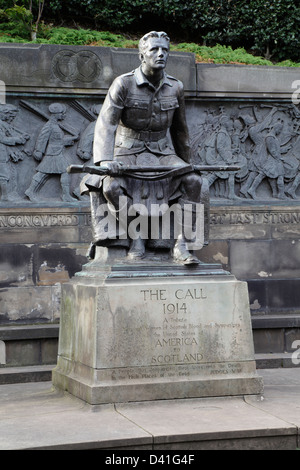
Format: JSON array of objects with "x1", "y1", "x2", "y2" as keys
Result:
[
  {"x1": 255, "y1": 353, "x2": 300, "y2": 369},
  {"x1": 0, "y1": 364, "x2": 54, "y2": 384},
  {"x1": 0, "y1": 324, "x2": 59, "y2": 341},
  {"x1": 252, "y1": 314, "x2": 300, "y2": 329}
]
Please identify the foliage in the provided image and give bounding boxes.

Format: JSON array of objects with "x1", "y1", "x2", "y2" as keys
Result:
[
  {"x1": 0, "y1": 24, "x2": 299, "y2": 68},
  {"x1": 172, "y1": 43, "x2": 274, "y2": 66},
  {"x1": 0, "y1": 0, "x2": 45, "y2": 40},
  {"x1": 0, "y1": 0, "x2": 299, "y2": 65},
  {"x1": 39, "y1": 0, "x2": 300, "y2": 63},
  {"x1": 36, "y1": 27, "x2": 125, "y2": 46}
]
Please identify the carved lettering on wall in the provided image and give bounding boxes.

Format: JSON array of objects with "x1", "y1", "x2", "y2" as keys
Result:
[
  {"x1": 0, "y1": 213, "x2": 80, "y2": 228},
  {"x1": 1, "y1": 209, "x2": 300, "y2": 230},
  {"x1": 210, "y1": 210, "x2": 300, "y2": 225}
]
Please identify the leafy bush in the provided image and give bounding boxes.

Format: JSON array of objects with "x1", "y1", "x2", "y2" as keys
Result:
[
  {"x1": 0, "y1": 0, "x2": 46, "y2": 40},
  {"x1": 41, "y1": 0, "x2": 300, "y2": 63},
  {"x1": 1, "y1": 0, "x2": 300, "y2": 65},
  {"x1": 172, "y1": 43, "x2": 274, "y2": 65}
]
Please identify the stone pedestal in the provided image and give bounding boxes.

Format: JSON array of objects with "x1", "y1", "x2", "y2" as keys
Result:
[{"x1": 52, "y1": 260, "x2": 263, "y2": 404}]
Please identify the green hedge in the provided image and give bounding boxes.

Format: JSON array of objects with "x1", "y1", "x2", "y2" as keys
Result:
[
  {"x1": 1, "y1": 0, "x2": 299, "y2": 63},
  {"x1": 42, "y1": 0, "x2": 300, "y2": 62}
]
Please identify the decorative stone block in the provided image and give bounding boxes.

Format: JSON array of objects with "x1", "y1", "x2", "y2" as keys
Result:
[{"x1": 53, "y1": 264, "x2": 263, "y2": 404}]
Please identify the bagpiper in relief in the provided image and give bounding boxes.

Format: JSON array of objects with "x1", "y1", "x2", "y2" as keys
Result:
[
  {"x1": 25, "y1": 103, "x2": 79, "y2": 203},
  {"x1": 0, "y1": 104, "x2": 30, "y2": 202}
]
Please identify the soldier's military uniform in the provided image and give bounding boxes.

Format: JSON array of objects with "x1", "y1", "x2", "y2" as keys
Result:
[
  {"x1": 94, "y1": 66, "x2": 190, "y2": 165},
  {"x1": 25, "y1": 104, "x2": 77, "y2": 202},
  {"x1": 84, "y1": 65, "x2": 208, "y2": 252},
  {"x1": 0, "y1": 105, "x2": 28, "y2": 201}
]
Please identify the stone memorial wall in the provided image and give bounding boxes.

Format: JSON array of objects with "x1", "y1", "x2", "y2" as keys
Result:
[{"x1": 0, "y1": 43, "x2": 300, "y2": 362}]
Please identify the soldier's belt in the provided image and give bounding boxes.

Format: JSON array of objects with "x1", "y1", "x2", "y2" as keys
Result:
[{"x1": 117, "y1": 127, "x2": 167, "y2": 142}]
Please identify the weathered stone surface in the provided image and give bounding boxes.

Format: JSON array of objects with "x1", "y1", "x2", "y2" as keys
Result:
[
  {"x1": 0, "y1": 42, "x2": 299, "y2": 357},
  {"x1": 0, "y1": 43, "x2": 113, "y2": 94},
  {"x1": 2, "y1": 203, "x2": 300, "y2": 325},
  {"x1": 0, "y1": 285, "x2": 61, "y2": 324},
  {"x1": 53, "y1": 270, "x2": 263, "y2": 404},
  {"x1": 0, "y1": 207, "x2": 91, "y2": 244},
  {"x1": 0, "y1": 206, "x2": 88, "y2": 323},
  {"x1": 196, "y1": 63, "x2": 300, "y2": 98},
  {"x1": 0, "y1": 43, "x2": 196, "y2": 96},
  {"x1": 0, "y1": 324, "x2": 59, "y2": 368}
]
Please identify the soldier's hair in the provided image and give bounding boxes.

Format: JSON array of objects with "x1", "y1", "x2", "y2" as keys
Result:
[
  {"x1": 138, "y1": 31, "x2": 170, "y2": 56},
  {"x1": 49, "y1": 103, "x2": 66, "y2": 114}
]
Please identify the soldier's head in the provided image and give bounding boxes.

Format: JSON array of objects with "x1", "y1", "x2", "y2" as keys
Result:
[
  {"x1": 273, "y1": 118, "x2": 284, "y2": 135},
  {"x1": 139, "y1": 31, "x2": 170, "y2": 73},
  {"x1": 0, "y1": 104, "x2": 18, "y2": 123},
  {"x1": 49, "y1": 103, "x2": 66, "y2": 121}
]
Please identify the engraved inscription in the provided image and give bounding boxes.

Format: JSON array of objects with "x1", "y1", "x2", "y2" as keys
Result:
[
  {"x1": 210, "y1": 210, "x2": 300, "y2": 225},
  {"x1": 139, "y1": 287, "x2": 208, "y2": 366},
  {"x1": 0, "y1": 213, "x2": 79, "y2": 227}
]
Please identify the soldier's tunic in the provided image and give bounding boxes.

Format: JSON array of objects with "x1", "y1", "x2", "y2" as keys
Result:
[
  {"x1": 85, "y1": 66, "x2": 191, "y2": 202},
  {"x1": 94, "y1": 66, "x2": 190, "y2": 163},
  {"x1": 84, "y1": 66, "x2": 206, "y2": 246},
  {"x1": 34, "y1": 119, "x2": 70, "y2": 174},
  {"x1": 0, "y1": 120, "x2": 22, "y2": 181}
]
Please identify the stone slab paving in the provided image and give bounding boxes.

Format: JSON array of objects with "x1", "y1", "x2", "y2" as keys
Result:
[{"x1": 0, "y1": 368, "x2": 299, "y2": 450}]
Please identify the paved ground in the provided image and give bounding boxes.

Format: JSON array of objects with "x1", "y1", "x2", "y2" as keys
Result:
[{"x1": 1, "y1": 368, "x2": 300, "y2": 450}]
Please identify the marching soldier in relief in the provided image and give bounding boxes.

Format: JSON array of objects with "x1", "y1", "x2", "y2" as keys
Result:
[{"x1": 25, "y1": 103, "x2": 79, "y2": 203}]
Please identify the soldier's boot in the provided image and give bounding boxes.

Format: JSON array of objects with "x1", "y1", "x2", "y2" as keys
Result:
[
  {"x1": 277, "y1": 178, "x2": 288, "y2": 200},
  {"x1": 127, "y1": 237, "x2": 146, "y2": 260},
  {"x1": 61, "y1": 184, "x2": 77, "y2": 202},
  {"x1": 240, "y1": 173, "x2": 255, "y2": 198},
  {"x1": 0, "y1": 182, "x2": 8, "y2": 201},
  {"x1": 173, "y1": 234, "x2": 199, "y2": 265},
  {"x1": 173, "y1": 200, "x2": 202, "y2": 265},
  {"x1": 25, "y1": 181, "x2": 40, "y2": 203},
  {"x1": 247, "y1": 174, "x2": 264, "y2": 199},
  {"x1": 286, "y1": 175, "x2": 300, "y2": 199},
  {"x1": 60, "y1": 172, "x2": 76, "y2": 202},
  {"x1": 228, "y1": 173, "x2": 240, "y2": 200}
]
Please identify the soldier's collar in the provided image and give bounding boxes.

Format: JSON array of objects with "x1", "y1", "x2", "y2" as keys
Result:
[{"x1": 134, "y1": 66, "x2": 172, "y2": 87}]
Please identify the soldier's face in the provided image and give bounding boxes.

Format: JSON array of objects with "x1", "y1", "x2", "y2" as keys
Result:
[
  {"x1": 142, "y1": 38, "x2": 169, "y2": 72},
  {"x1": 5, "y1": 111, "x2": 17, "y2": 123},
  {"x1": 56, "y1": 111, "x2": 66, "y2": 121}
]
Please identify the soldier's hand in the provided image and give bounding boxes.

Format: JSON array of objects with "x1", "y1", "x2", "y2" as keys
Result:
[
  {"x1": 33, "y1": 150, "x2": 43, "y2": 161},
  {"x1": 15, "y1": 136, "x2": 27, "y2": 145},
  {"x1": 101, "y1": 161, "x2": 123, "y2": 175}
]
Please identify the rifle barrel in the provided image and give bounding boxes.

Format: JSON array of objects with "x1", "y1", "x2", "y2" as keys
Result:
[{"x1": 67, "y1": 164, "x2": 240, "y2": 174}]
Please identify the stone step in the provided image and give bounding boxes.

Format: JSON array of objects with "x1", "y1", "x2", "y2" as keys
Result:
[
  {"x1": 255, "y1": 353, "x2": 300, "y2": 369},
  {"x1": 0, "y1": 364, "x2": 54, "y2": 385},
  {"x1": 1, "y1": 369, "x2": 300, "y2": 450}
]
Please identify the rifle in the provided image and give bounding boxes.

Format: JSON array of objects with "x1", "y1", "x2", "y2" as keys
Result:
[
  {"x1": 67, "y1": 163, "x2": 240, "y2": 180},
  {"x1": 19, "y1": 100, "x2": 79, "y2": 138}
]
